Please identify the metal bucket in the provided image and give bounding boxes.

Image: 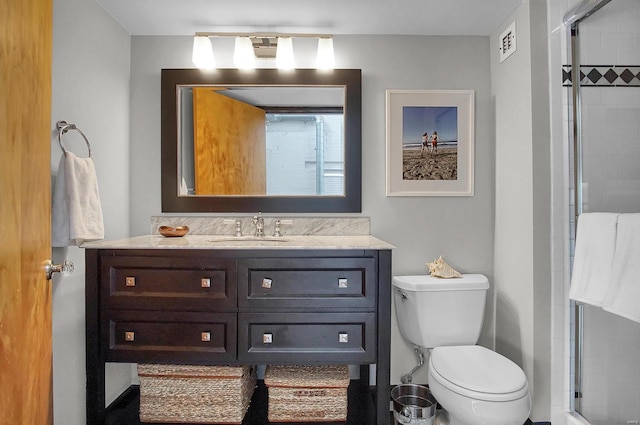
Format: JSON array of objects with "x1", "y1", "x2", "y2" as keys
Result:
[{"x1": 391, "y1": 384, "x2": 437, "y2": 425}]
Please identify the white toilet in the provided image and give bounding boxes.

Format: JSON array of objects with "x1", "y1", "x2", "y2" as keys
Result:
[{"x1": 392, "y1": 274, "x2": 531, "y2": 425}]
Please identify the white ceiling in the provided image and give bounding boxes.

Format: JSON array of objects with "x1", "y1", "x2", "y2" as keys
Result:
[{"x1": 96, "y1": 0, "x2": 524, "y2": 36}]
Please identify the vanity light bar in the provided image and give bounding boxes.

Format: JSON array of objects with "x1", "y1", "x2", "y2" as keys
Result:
[{"x1": 192, "y1": 32, "x2": 335, "y2": 71}]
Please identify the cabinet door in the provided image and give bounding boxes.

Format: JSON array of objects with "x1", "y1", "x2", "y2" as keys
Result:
[
  {"x1": 103, "y1": 310, "x2": 237, "y2": 363},
  {"x1": 101, "y1": 256, "x2": 237, "y2": 311},
  {"x1": 238, "y1": 257, "x2": 376, "y2": 310},
  {"x1": 238, "y1": 312, "x2": 376, "y2": 363}
]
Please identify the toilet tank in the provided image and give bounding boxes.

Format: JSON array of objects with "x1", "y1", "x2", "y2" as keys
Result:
[{"x1": 392, "y1": 274, "x2": 489, "y2": 348}]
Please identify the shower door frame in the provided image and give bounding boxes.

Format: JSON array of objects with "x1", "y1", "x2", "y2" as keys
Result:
[{"x1": 562, "y1": 0, "x2": 612, "y2": 417}]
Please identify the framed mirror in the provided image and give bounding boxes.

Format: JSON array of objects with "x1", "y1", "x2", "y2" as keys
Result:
[{"x1": 161, "y1": 68, "x2": 362, "y2": 212}]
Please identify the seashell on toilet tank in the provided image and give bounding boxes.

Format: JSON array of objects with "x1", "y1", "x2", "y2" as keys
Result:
[{"x1": 425, "y1": 256, "x2": 462, "y2": 278}]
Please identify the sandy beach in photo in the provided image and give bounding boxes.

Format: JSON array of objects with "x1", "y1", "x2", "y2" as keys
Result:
[{"x1": 402, "y1": 146, "x2": 458, "y2": 180}]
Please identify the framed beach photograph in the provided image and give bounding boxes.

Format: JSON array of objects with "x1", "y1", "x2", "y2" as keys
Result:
[{"x1": 385, "y1": 89, "x2": 474, "y2": 196}]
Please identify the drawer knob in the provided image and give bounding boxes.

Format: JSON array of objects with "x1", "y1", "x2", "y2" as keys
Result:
[
  {"x1": 262, "y1": 333, "x2": 273, "y2": 344},
  {"x1": 201, "y1": 278, "x2": 211, "y2": 288},
  {"x1": 201, "y1": 332, "x2": 211, "y2": 342},
  {"x1": 262, "y1": 278, "x2": 272, "y2": 289},
  {"x1": 338, "y1": 278, "x2": 348, "y2": 288},
  {"x1": 339, "y1": 333, "x2": 349, "y2": 343},
  {"x1": 125, "y1": 277, "x2": 136, "y2": 287},
  {"x1": 124, "y1": 331, "x2": 135, "y2": 342}
]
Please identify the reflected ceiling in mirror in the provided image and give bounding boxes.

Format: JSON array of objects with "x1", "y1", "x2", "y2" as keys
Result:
[{"x1": 161, "y1": 69, "x2": 362, "y2": 213}]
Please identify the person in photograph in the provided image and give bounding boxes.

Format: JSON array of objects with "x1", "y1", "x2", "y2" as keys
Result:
[
  {"x1": 431, "y1": 131, "x2": 438, "y2": 155},
  {"x1": 420, "y1": 132, "x2": 430, "y2": 157}
]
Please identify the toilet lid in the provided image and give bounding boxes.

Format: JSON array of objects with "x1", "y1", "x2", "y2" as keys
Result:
[{"x1": 429, "y1": 345, "x2": 528, "y2": 402}]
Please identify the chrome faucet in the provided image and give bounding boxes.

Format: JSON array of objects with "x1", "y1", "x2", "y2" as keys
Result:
[
  {"x1": 252, "y1": 212, "x2": 265, "y2": 237},
  {"x1": 223, "y1": 218, "x2": 243, "y2": 237}
]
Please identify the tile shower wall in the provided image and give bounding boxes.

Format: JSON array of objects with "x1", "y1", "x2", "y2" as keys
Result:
[{"x1": 561, "y1": 0, "x2": 640, "y2": 423}]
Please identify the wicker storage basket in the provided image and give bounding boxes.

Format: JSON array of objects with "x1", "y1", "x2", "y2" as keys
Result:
[
  {"x1": 137, "y1": 364, "x2": 256, "y2": 424},
  {"x1": 264, "y1": 365, "x2": 350, "y2": 422}
]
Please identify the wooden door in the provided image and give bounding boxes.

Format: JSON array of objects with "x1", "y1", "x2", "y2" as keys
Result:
[
  {"x1": 193, "y1": 88, "x2": 267, "y2": 195},
  {"x1": 0, "y1": 0, "x2": 53, "y2": 424}
]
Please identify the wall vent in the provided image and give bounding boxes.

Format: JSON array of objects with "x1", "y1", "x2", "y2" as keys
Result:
[{"x1": 499, "y1": 22, "x2": 517, "y2": 63}]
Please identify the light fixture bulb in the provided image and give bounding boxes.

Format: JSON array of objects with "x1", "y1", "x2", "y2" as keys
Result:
[
  {"x1": 316, "y1": 37, "x2": 335, "y2": 70},
  {"x1": 234, "y1": 36, "x2": 256, "y2": 70},
  {"x1": 276, "y1": 37, "x2": 295, "y2": 70},
  {"x1": 192, "y1": 36, "x2": 215, "y2": 70}
]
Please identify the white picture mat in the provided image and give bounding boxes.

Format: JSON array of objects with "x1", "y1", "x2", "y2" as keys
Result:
[{"x1": 385, "y1": 89, "x2": 474, "y2": 196}]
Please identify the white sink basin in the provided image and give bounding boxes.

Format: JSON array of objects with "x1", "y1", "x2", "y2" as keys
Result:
[{"x1": 207, "y1": 236, "x2": 290, "y2": 243}]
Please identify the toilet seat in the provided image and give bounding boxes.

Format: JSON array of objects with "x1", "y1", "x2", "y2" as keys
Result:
[{"x1": 429, "y1": 345, "x2": 528, "y2": 402}]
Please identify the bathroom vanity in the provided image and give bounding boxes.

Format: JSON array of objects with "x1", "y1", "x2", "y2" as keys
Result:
[{"x1": 84, "y1": 234, "x2": 393, "y2": 425}]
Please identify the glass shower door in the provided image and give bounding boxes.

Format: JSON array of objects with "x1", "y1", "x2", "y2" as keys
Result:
[{"x1": 567, "y1": 0, "x2": 640, "y2": 423}]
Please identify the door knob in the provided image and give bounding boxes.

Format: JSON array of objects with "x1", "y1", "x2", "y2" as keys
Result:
[{"x1": 44, "y1": 259, "x2": 74, "y2": 280}]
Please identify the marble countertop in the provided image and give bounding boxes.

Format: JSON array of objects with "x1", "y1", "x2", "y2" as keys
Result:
[{"x1": 82, "y1": 234, "x2": 395, "y2": 250}]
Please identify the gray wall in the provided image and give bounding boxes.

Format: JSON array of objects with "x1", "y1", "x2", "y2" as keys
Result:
[
  {"x1": 128, "y1": 34, "x2": 497, "y2": 387},
  {"x1": 490, "y1": 0, "x2": 551, "y2": 420},
  {"x1": 51, "y1": 0, "x2": 132, "y2": 423}
]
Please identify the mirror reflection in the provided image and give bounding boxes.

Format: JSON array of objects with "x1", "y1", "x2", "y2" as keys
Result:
[{"x1": 178, "y1": 85, "x2": 345, "y2": 196}]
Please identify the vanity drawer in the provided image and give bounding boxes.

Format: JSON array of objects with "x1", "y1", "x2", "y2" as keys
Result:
[
  {"x1": 101, "y1": 256, "x2": 237, "y2": 311},
  {"x1": 238, "y1": 257, "x2": 376, "y2": 310},
  {"x1": 103, "y1": 310, "x2": 237, "y2": 363},
  {"x1": 238, "y1": 312, "x2": 376, "y2": 363}
]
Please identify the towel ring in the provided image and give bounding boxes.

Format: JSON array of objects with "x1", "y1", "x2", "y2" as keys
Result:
[{"x1": 56, "y1": 120, "x2": 92, "y2": 158}]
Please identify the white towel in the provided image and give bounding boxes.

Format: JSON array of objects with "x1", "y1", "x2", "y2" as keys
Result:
[
  {"x1": 568, "y1": 212, "x2": 619, "y2": 306},
  {"x1": 602, "y1": 214, "x2": 640, "y2": 323},
  {"x1": 52, "y1": 152, "x2": 104, "y2": 247}
]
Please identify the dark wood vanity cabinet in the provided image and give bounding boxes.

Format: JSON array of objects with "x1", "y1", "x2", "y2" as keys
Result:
[{"x1": 85, "y1": 247, "x2": 392, "y2": 425}]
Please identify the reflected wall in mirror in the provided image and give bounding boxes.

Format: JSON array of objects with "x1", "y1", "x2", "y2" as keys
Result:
[{"x1": 162, "y1": 69, "x2": 362, "y2": 213}]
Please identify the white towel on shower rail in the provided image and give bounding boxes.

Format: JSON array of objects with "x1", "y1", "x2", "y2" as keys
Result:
[
  {"x1": 602, "y1": 213, "x2": 640, "y2": 323},
  {"x1": 569, "y1": 212, "x2": 619, "y2": 307},
  {"x1": 52, "y1": 152, "x2": 104, "y2": 247}
]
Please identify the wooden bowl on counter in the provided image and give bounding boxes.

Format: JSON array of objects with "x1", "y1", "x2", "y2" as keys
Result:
[{"x1": 158, "y1": 225, "x2": 190, "y2": 237}]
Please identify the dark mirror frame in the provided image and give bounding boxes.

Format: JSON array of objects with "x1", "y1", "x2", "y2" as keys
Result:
[{"x1": 161, "y1": 68, "x2": 362, "y2": 213}]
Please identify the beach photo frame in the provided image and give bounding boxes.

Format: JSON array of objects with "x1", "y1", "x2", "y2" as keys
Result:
[{"x1": 385, "y1": 89, "x2": 474, "y2": 196}]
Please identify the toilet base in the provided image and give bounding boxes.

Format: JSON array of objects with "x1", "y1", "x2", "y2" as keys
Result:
[
  {"x1": 433, "y1": 409, "x2": 450, "y2": 425},
  {"x1": 434, "y1": 409, "x2": 527, "y2": 425},
  {"x1": 430, "y1": 395, "x2": 530, "y2": 425}
]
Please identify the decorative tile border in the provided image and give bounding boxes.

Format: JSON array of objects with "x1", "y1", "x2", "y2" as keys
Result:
[{"x1": 562, "y1": 65, "x2": 640, "y2": 87}]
